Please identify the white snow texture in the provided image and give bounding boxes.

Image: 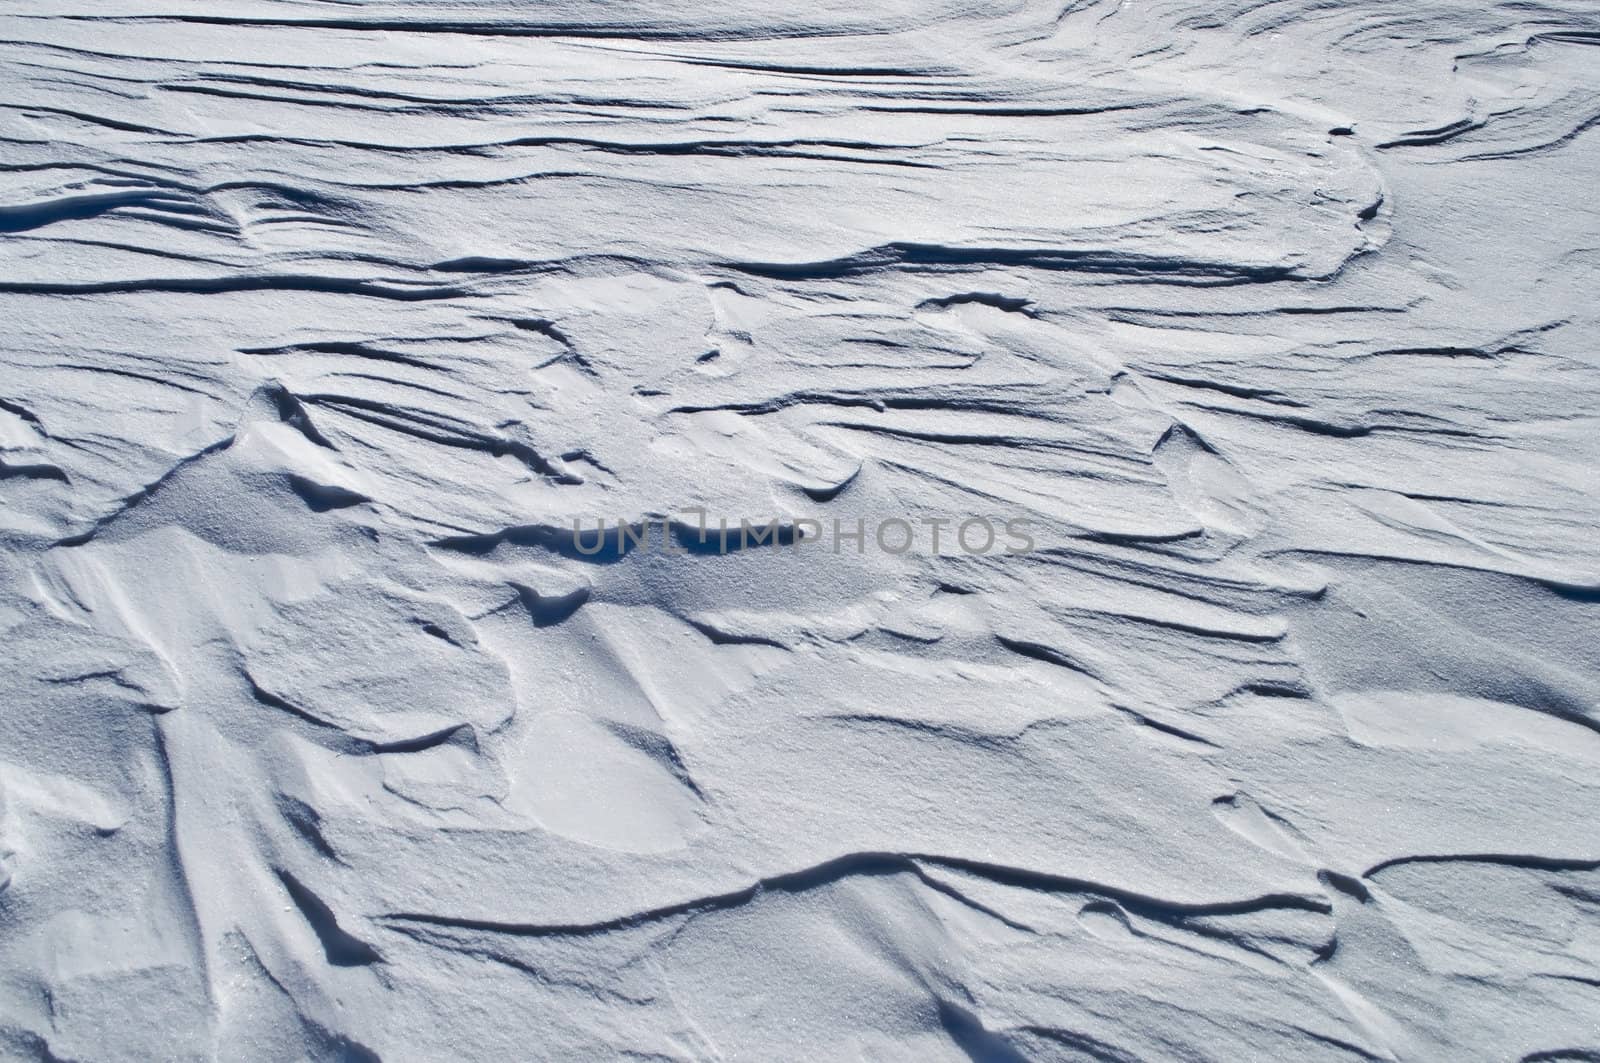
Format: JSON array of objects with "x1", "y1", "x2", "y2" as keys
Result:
[{"x1": 1, "y1": 0, "x2": 1599, "y2": 1059}]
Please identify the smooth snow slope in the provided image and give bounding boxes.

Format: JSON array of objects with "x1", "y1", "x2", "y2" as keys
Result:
[{"x1": 1, "y1": 0, "x2": 1599, "y2": 1059}]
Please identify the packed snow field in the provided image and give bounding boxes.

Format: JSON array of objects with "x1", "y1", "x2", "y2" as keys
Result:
[{"x1": 2, "y1": 0, "x2": 1599, "y2": 1058}]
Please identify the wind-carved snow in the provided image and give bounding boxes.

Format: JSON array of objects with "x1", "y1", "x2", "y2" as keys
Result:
[{"x1": 1, "y1": 0, "x2": 1599, "y2": 1059}]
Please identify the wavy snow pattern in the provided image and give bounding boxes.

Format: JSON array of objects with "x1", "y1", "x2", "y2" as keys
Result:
[{"x1": 1, "y1": 0, "x2": 1599, "y2": 1059}]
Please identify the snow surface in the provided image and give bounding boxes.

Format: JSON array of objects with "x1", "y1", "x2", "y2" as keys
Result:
[{"x1": 2, "y1": 0, "x2": 1599, "y2": 1058}]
